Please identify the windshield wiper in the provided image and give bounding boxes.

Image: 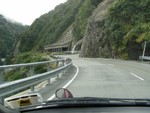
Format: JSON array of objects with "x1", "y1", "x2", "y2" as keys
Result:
[
  {"x1": 45, "y1": 97, "x2": 150, "y2": 104},
  {"x1": 107, "y1": 98, "x2": 150, "y2": 106},
  {"x1": 20, "y1": 97, "x2": 150, "y2": 112}
]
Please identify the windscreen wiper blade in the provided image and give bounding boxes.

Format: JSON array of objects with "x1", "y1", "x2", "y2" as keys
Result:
[
  {"x1": 46, "y1": 97, "x2": 150, "y2": 106},
  {"x1": 108, "y1": 99, "x2": 150, "y2": 106},
  {"x1": 20, "y1": 97, "x2": 150, "y2": 112}
]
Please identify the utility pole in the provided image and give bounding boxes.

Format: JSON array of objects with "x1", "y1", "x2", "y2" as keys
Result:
[{"x1": 142, "y1": 41, "x2": 147, "y2": 61}]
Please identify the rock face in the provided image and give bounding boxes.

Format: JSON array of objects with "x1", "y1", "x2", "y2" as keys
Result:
[
  {"x1": 44, "y1": 24, "x2": 78, "y2": 51},
  {"x1": 53, "y1": 24, "x2": 74, "y2": 45},
  {"x1": 80, "y1": 0, "x2": 115, "y2": 58}
]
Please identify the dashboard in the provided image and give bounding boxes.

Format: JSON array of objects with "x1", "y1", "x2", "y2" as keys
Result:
[{"x1": 21, "y1": 107, "x2": 150, "y2": 113}]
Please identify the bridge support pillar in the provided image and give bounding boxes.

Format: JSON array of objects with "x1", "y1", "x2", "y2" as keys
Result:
[{"x1": 60, "y1": 47, "x2": 62, "y2": 52}]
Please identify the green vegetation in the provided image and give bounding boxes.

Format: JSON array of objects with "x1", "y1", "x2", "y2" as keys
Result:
[
  {"x1": 12, "y1": 52, "x2": 49, "y2": 64},
  {"x1": 103, "y1": 0, "x2": 150, "y2": 59},
  {"x1": 18, "y1": 0, "x2": 102, "y2": 52},
  {"x1": 2, "y1": 0, "x2": 149, "y2": 80},
  {"x1": 2, "y1": 0, "x2": 149, "y2": 61},
  {"x1": 19, "y1": 0, "x2": 84, "y2": 52},
  {"x1": 0, "y1": 14, "x2": 28, "y2": 58},
  {"x1": 73, "y1": 0, "x2": 101, "y2": 40},
  {"x1": 1, "y1": 0, "x2": 103, "y2": 81},
  {"x1": 4, "y1": 52, "x2": 51, "y2": 81}
]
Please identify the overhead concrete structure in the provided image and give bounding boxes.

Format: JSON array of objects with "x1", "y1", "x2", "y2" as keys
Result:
[
  {"x1": 44, "y1": 40, "x2": 73, "y2": 52},
  {"x1": 71, "y1": 39, "x2": 83, "y2": 53}
]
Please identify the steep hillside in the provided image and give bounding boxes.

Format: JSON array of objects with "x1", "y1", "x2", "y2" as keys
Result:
[
  {"x1": 17, "y1": 0, "x2": 149, "y2": 60},
  {"x1": 18, "y1": 0, "x2": 101, "y2": 52},
  {"x1": 0, "y1": 14, "x2": 28, "y2": 58},
  {"x1": 73, "y1": 0, "x2": 102, "y2": 41},
  {"x1": 80, "y1": 0, "x2": 150, "y2": 60}
]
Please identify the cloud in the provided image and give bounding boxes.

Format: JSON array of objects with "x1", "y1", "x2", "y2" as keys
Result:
[{"x1": 0, "y1": 0, "x2": 67, "y2": 25}]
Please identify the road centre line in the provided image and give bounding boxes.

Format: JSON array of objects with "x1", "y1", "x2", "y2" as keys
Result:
[
  {"x1": 47, "y1": 64, "x2": 79, "y2": 100},
  {"x1": 130, "y1": 73, "x2": 144, "y2": 81}
]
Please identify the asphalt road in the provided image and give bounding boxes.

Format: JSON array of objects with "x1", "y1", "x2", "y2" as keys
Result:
[
  {"x1": 59, "y1": 54, "x2": 150, "y2": 99},
  {"x1": 6, "y1": 54, "x2": 150, "y2": 103}
]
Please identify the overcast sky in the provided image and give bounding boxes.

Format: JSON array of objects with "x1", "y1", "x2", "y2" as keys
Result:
[{"x1": 0, "y1": 0, "x2": 67, "y2": 25}]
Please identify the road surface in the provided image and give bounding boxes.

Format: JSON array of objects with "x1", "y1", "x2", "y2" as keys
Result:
[
  {"x1": 56, "y1": 54, "x2": 150, "y2": 99},
  {"x1": 6, "y1": 54, "x2": 150, "y2": 102}
]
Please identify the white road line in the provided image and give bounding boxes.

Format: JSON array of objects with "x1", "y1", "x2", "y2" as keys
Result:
[
  {"x1": 130, "y1": 73, "x2": 144, "y2": 81},
  {"x1": 47, "y1": 64, "x2": 79, "y2": 100}
]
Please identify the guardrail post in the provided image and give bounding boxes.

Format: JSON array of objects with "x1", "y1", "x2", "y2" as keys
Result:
[
  {"x1": 62, "y1": 60, "x2": 65, "y2": 66},
  {"x1": 57, "y1": 72, "x2": 62, "y2": 79},
  {"x1": 0, "y1": 68, "x2": 4, "y2": 84},
  {"x1": 47, "y1": 79, "x2": 51, "y2": 84},
  {"x1": 65, "y1": 58, "x2": 67, "y2": 65},
  {"x1": 47, "y1": 64, "x2": 51, "y2": 84},
  {"x1": 0, "y1": 97, "x2": 4, "y2": 105},
  {"x1": 142, "y1": 41, "x2": 147, "y2": 61},
  {"x1": 62, "y1": 59, "x2": 67, "y2": 75},
  {"x1": 30, "y1": 86, "x2": 34, "y2": 93},
  {"x1": 57, "y1": 74, "x2": 59, "y2": 79},
  {"x1": 57, "y1": 61, "x2": 60, "y2": 68},
  {"x1": 47, "y1": 64, "x2": 50, "y2": 72},
  {"x1": 62, "y1": 69, "x2": 66, "y2": 75},
  {"x1": 29, "y1": 66, "x2": 34, "y2": 76},
  {"x1": 0, "y1": 58, "x2": 72, "y2": 103}
]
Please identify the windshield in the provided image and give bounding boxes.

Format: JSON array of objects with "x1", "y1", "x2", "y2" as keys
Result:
[{"x1": 0, "y1": 0, "x2": 150, "y2": 110}]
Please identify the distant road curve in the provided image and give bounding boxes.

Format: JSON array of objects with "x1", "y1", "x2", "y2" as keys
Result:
[{"x1": 60, "y1": 54, "x2": 150, "y2": 99}]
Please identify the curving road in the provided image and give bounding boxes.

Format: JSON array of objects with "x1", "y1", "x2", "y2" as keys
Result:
[
  {"x1": 9, "y1": 54, "x2": 150, "y2": 101},
  {"x1": 5, "y1": 54, "x2": 150, "y2": 107},
  {"x1": 61, "y1": 54, "x2": 150, "y2": 99}
]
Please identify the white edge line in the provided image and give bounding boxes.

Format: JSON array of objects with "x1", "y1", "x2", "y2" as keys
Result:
[
  {"x1": 47, "y1": 64, "x2": 79, "y2": 100},
  {"x1": 130, "y1": 73, "x2": 144, "y2": 81}
]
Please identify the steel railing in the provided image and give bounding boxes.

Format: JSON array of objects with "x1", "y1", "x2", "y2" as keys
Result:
[
  {"x1": 0, "y1": 58, "x2": 72, "y2": 104},
  {"x1": 139, "y1": 56, "x2": 150, "y2": 61}
]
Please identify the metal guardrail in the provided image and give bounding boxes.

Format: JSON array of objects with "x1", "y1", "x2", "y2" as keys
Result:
[
  {"x1": 65, "y1": 51, "x2": 80, "y2": 54},
  {"x1": 139, "y1": 56, "x2": 150, "y2": 61},
  {"x1": 0, "y1": 59, "x2": 64, "y2": 83},
  {"x1": 0, "y1": 58, "x2": 72, "y2": 104}
]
